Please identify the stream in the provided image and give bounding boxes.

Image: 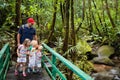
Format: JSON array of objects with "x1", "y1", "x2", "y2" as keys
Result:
[{"x1": 91, "y1": 45, "x2": 120, "y2": 80}]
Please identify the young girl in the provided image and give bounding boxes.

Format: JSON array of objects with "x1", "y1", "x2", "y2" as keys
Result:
[
  {"x1": 15, "y1": 38, "x2": 31, "y2": 77},
  {"x1": 36, "y1": 45, "x2": 43, "y2": 72},
  {"x1": 28, "y1": 40, "x2": 38, "y2": 73}
]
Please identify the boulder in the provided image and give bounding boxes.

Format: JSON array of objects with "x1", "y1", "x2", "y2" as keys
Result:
[
  {"x1": 92, "y1": 57, "x2": 114, "y2": 66},
  {"x1": 97, "y1": 45, "x2": 114, "y2": 57}
]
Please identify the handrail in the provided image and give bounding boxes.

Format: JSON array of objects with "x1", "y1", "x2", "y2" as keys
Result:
[
  {"x1": 42, "y1": 43, "x2": 94, "y2": 80},
  {"x1": 0, "y1": 43, "x2": 10, "y2": 80}
]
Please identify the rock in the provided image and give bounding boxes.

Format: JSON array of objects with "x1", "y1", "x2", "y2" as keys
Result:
[
  {"x1": 92, "y1": 67, "x2": 120, "y2": 80},
  {"x1": 91, "y1": 45, "x2": 115, "y2": 65},
  {"x1": 93, "y1": 64, "x2": 112, "y2": 72},
  {"x1": 109, "y1": 68, "x2": 120, "y2": 75},
  {"x1": 92, "y1": 57, "x2": 115, "y2": 66},
  {"x1": 97, "y1": 45, "x2": 114, "y2": 57},
  {"x1": 92, "y1": 72, "x2": 114, "y2": 80},
  {"x1": 113, "y1": 75, "x2": 120, "y2": 80}
]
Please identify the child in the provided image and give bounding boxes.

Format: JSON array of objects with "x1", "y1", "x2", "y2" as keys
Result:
[
  {"x1": 28, "y1": 40, "x2": 38, "y2": 73},
  {"x1": 15, "y1": 38, "x2": 31, "y2": 77},
  {"x1": 35, "y1": 45, "x2": 43, "y2": 72}
]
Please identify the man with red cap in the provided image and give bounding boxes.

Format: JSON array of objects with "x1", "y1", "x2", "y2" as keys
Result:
[{"x1": 17, "y1": 18, "x2": 37, "y2": 46}]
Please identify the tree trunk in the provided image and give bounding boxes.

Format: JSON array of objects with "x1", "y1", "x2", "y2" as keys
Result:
[
  {"x1": 76, "y1": 0, "x2": 85, "y2": 33},
  {"x1": 36, "y1": 14, "x2": 40, "y2": 28},
  {"x1": 92, "y1": 0, "x2": 104, "y2": 28},
  {"x1": 71, "y1": 0, "x2": 76, "y2": 46},
  {"x1": 69, "y1": 0, "x2": 76, "y2": 79},
  {"x1": 47, "y1": 0, "x2": 58, "y2": 43},
  {"x1": 13, "y1": 0, "x2": 21, "y2": 59},
  {"x1": 62, "y1": 0, "x2": 70, "y2": 80},
  {"x1": 102, "y1": 0, "x2": 108, "y2": 36},
  {"x1": 15, "y1": 0, "x2": 21, "y2": 27},
  {"x1": 62, "y1": 0, "x2": 70, "y2": 53},
  {"x1": 105, "y1": 0, "x2": 116, "y2": 28},
  {"x1": 91, "y1": 11, "x2": 101, "y2": 36},
  {"x1": 115, "y1": 0, "x2": 118, "y2": 23},
  {"x1": 88, "y1": 0, "x2": 93, "y2": 34},
  {"x1": 60, "y1": 1, "x2": 65, "y2": 27}
]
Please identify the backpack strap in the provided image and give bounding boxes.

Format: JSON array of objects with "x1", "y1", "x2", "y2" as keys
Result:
[
  {"x1": 22, "y1": 25, "x2": 24, "y2": 29},
  {"x1": 21, "y1": 25, "x2": 25, "y2": 35}
]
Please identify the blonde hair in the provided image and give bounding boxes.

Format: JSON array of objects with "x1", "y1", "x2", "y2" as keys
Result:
[
  {"x1": 30, "y1": 40, "x2": 38, "y2": 47},
  {"x1": 38, "y1": 45, "x2": 43, "y2": 50},
  {"x1": 23, "y1": 38, "x2": 30, "y2": 46}
]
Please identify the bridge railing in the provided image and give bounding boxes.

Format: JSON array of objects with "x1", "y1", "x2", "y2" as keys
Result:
[
  {"x1": 0, "y1": 43, "x2": 10, "y2": 80},
  {"x1": 42, "y1": 43, "x2": 94, "y2": 80}
]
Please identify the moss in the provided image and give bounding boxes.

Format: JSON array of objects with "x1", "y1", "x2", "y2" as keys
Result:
[{"x1": 97, "y1": 45, "x2": 114, "y2": 57}]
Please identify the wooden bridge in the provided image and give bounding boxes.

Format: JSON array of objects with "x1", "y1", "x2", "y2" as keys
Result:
[{"x1": 0, "y1": 43, "x2": 94, "y2": 80}]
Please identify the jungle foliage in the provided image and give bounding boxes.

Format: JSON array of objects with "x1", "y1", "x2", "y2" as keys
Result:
[{"x1": 0, "y1": 0, "x2": 120, "y2": 80}]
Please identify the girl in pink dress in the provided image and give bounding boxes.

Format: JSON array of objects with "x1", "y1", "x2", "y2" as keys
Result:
[{"x1": 15, "y1": 39, "x2": 31, "y2": 77}]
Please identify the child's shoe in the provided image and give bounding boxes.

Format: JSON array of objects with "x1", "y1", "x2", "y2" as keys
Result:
[
  {"x1": 36, "y1": 68, "x2": 41, "y2": 73},
  {"x1": 23, "y1": 73, "x2": 27, "y2": 77},
  {"x1": 27, "y1": 68, "x2": 30, "y2": 73},
  {"x1": 39, "y1": 68, "x2": 42, "y2": 72},
  {"x1": 32, "y1": 69, "x2": 36, "y2": 73},
  {"x1": 14, "y1": 70, "x2": 18, "y2": 76}
]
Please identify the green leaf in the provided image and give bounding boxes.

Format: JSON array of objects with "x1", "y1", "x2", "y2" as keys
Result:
[{"x1": 76, "y1": 40, "x2": 92, "y2": 54}]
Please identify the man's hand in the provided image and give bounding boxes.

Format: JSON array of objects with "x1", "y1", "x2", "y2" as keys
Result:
[{"x1": 17, "y1": 33, "x2": 21, "y2": 47}]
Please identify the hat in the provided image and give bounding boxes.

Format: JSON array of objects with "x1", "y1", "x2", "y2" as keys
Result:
[{"x1": 27, "y1": 18, "x2": 35, "y2": 24}]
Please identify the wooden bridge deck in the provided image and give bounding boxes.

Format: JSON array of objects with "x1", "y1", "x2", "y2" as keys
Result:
[{"x1": 6, "y1": 66, "x2": 51, "y2": 80}]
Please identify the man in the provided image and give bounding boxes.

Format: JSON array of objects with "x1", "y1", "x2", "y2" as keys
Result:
[{"x1": 17, "y1": 18, "x2": 37, "y2": 46}]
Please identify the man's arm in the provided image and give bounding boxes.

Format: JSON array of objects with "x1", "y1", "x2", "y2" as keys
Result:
[
  {"x1": 17, "y1": 33, "x2": 21, "y2": 46},
  {"x1": 17, "y1": 26, "x2": 22, "y2": 46}
]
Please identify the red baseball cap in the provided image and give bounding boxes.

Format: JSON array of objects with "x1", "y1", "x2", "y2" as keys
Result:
[{"x1": 27, "y1": 18, "x2": 35, "y2": 24}]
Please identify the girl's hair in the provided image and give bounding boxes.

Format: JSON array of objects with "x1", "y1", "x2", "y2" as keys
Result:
[
  {"x1": 30, "y1": 40, "x2": 38, "y2": 47},
  {"x1": 23, "y1": 38, "x2": 30, "y2": 46},
  {"x1": 38, "y1": 45, "x2": 43, "y2": 50}
]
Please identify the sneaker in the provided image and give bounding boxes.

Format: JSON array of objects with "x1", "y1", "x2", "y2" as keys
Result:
[
  {"x1": 39, "y1": 68, "x2": 42, "y2": 73},
  {"x1": 37, "y1": 68, "x2": 41, "y2": 73},
  {"x1": 32, "y1": 69, "x2": 36, "y2": 73},
  {"x1": 27, "y1": 68, "x2": 30, "y2": 73},
  {"x1": 23, "y1": 73, "x2": 27, "y2": 77},
  {"x1": 14, "y1": 70, "x2": 18, "y2": 76}
]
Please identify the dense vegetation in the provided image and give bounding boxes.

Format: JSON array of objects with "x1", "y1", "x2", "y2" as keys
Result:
[{"x1": 0, "y1": 0, "x2": 120, "y2": 80}]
